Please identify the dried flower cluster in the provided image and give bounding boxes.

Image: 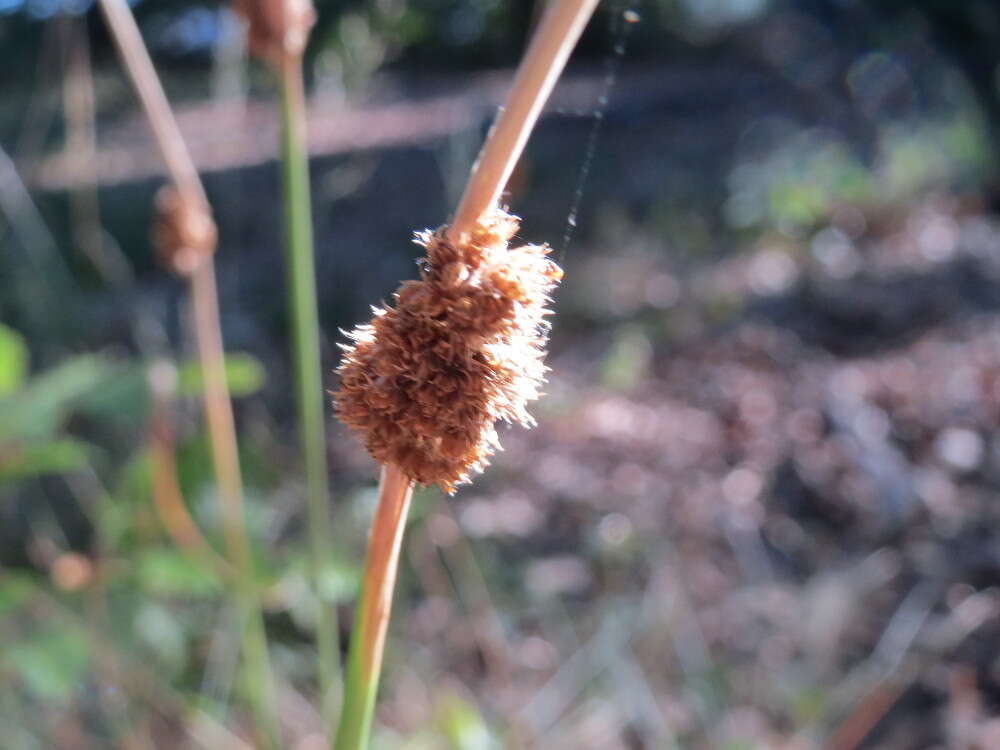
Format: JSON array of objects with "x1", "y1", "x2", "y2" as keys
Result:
[
  {"x1": 233, "y1": 0, "x2": 316, "y2": 63},
  {"x1": 335, "y1": 208, "x2": 562, "y2": 493},
  {"x1": 152, "y1": 186, "x2": 217, "y2": 276}
]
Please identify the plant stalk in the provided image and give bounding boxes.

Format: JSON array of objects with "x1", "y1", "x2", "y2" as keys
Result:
[
  {"x1": 333, "y1": 0, "x2": 598, "y2": 746},
  {"x1": 189, "y1": 261, "x2": 282, "y2": 750},
  {"x1": 96, "y1": 0, "x2": 206, "y2": 210},
  {"x1": 333, "y1": 464, "x2": 414, "y2": 750},
  {"x1": 448, "y1": 0, "x2": 600, "y2": 242},
  {"x1": 148, "y1": 361, "x2": 234, "y2": 579},
  {"x1": 277, "y1": 49, "x2": 340, "y2": 722},
  {"x1": 97, "y1": 0, "x2": 280, "y2": 744}
]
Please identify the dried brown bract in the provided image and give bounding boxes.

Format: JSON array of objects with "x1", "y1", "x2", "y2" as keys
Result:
[
  {"x1": 233, "y1": 0, "x2": 315, "y2": 63},
  {"x1": 152, "y1": 186, "x2": 217, "y2": 276},
  {"x1": 335, "y1": 207, "x2": 562, "y2": 493}
]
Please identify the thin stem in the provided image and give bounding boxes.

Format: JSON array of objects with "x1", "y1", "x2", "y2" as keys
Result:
[
  {"x1": 190, "y1": 263, "x2": 281, "y2": 750},
  {"x1": 333, "y1": 465, "x2": 414, "y2": 750},
  {"x1": 97, "y1": 0, "x2": 280, "y2": 744},
  {"x1": 148, "y1": 362, "x2": 234, "y2": 579},
  {"x1": 0, "y1": 144, "x2": 74, "y2": 345},
  {"x1": 448, "y1": 0, "x2": 600, "y2": 241},
  {"x1": 277, "y1": 50, "x2": 340, "y2": 722},
  {"x1": 62, "y1": 13, "x2": 131, "y2": 286},
  {"x1": 96, "y1": 0, "x2": 206, "y2": 210}
]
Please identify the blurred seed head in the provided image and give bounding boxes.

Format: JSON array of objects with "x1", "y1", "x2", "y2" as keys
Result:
[
  {"x1": 334, "y1": 207, "x2": 562, "y2": 493},
  {"x1": 152, "y1": 186, "x2": 216, "y2": 276},
  {"x1": 50, "y1": 552, "x2": 93, "y2": 592},
  {"x1": 233, "y1": 0, "x2": 316, "y2": 63}
]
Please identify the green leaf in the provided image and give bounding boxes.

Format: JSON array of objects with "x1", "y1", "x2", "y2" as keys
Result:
[
  {"x1": 0, "y1": 438, "x2": 90, "y2": 481},
  {"x1": 0, "y1": 355, "x2": 116, "y2": 442},
  {"x1": 135, "y1": 548, "x2": 222, "y2": 596},
  {"x1": 176, "y1": 352, "x2": 266, "y2": 399},
  {"x1": 280, "y1": 555, "x2": 359, "y2": 632},
  {"x1": 788, "y1": 684, "x2": 828, "y2": 724},
  {"x1": 317, "y1": 557, "x2": 360, "y2": 603},
  {"x1": 74, "y1": 364, "x2": 148, "y2": 422},
  {"x1": 600, "y1": 325, "x2": 652, "y2": 391},
  {"x1": 115, "y1": 450, "x2": 152, "y2": 505},
  {"x1": 5, "y1": 626, "x2": 90, "y2": 702},
  {"x1": 435, "y1": 691, "x2": 497, "y2": 750},
  {"x1": 0, "y1": 575, "x2": 34, "y2": 617},
  {"x1": 133, "y1": 602, "x2": 187, "y2": 671},
  {"x1": 0, "y1": 325, "x2": 27, "y2": 396}
]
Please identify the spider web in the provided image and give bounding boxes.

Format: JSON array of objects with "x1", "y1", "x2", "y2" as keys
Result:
[{"x1": 558, "y1": 2, "x2": 640, "y2": 265}]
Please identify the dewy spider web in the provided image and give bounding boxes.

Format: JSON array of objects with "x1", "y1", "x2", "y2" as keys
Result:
[{"x1": 558, "y1": 1, "x2": 639, "y2": 265}]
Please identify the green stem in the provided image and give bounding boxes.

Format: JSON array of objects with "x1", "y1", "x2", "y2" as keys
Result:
[
  {"x1": 334, "y1": 464, "x2": 414, "y2": 750},
  {"x1": 190, "y1": 263, "x2": 281, "y2": 749},
  {"x1": 277, "y1": 51, "x2": 340, "y2": 724}
]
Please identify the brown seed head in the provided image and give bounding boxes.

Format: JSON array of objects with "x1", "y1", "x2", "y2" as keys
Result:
[
  {"x1": 334, "y1": 207, "x2": 562, "y2": 493},
  {"x1": 233, "y1": 0, "x2": 316, "y2": 63},
  {"x1": 152, "y1": 186, "x2": 217, "y2": 276},
  {"x1": 50, "y1": 552, "x2": 93, "y2": 592}
]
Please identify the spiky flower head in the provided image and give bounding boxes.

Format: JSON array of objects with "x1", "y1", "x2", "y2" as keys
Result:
[{"x1": 334, "y1": 207, "x2": 562, "y2": 493}]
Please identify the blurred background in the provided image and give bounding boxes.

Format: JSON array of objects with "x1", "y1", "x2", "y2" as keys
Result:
[{"x1": 2, "y1": 0, "x2": 1000, "y2": 747}]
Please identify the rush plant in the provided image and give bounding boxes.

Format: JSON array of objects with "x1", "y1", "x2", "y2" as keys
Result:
[{"x1": 331, "y1": 0, "x2": 600, "y2": 746}]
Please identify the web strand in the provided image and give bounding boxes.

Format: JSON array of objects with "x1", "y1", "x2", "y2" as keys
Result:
[{"x1": 558, "y1": 2, "x2": 639, "y2": 265}]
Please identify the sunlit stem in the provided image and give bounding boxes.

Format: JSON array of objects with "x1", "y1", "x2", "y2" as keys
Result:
[{"x1": 277, "y1": 48, "x2": 340, "y2": 725}]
